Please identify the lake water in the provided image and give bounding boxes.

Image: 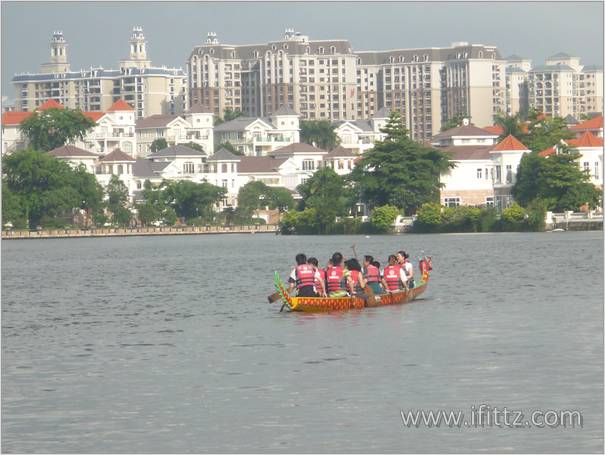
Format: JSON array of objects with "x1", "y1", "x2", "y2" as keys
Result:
[{"x1": 1, "y1": 232, "x2": 603, "y2": 453}]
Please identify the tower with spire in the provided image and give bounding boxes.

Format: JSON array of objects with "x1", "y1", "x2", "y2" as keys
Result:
[
  {"x1": 120, "y1": 26, "x2": 151, "y2": 69},
  {"x1": 40, "y1": 31, "x2": 70, "y2": 73}
]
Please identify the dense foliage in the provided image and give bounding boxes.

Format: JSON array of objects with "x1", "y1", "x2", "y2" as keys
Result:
[
  {"x1": 2, "y1": 149, "x2": 103, "y2": 229},
  {"x1": 350, "y1": 111, "x2": 454, "y2": 214},
  {"x1": 440, "y1": 113, "x2": 469, "y2": 131},
  {"x1": 150, "y1": 138, "x2": 168, "y2": 154},
  {"x1": 300, "y1": 120, "x2": 340, "y2": 150},
  {"x1": 413, "y1": 202, "x2": 546, "y2": 233},
  {"x1": 19, "y1": 107, "x2": 96, "y2": 152},
  {"x1": 513, "y1": 148, "x2": 601, "y2": 211}
]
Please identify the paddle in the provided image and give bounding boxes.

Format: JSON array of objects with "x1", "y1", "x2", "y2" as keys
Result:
[
  {"x1": 350, "y1": 244, "x2": 376, "y2": 306},
  {"x1": 267, "y1": 291, "x2": 281, "y2": 303}
]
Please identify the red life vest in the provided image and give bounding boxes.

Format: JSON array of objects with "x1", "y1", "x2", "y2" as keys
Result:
[
  {"x1": 383, "y1": 265, "x2": 401, "y2": 291},
  {"x1": 295, "y1": 264, "x2": 315, "y2": 289},
  {"x1": 365, "y1": 264, "x2": 380, "y2": 283},
  {"x1": 326, "y1": 266, "x2": 345, "y2": 292},
  {"x1": 350, "y1": 270, "x2": 362, "y2": 292},
  {"x1": 419, "y1": 259, "x2": 428, "y2": 275}
]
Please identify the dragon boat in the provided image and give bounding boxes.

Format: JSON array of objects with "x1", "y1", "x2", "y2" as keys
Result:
[{"x1": 273, "y1": 261, "x2": 431, "y2": 313}]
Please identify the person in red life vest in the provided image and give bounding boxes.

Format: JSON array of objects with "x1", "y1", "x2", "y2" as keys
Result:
[
  {"x1": 345, "y1": 258, "x2": 368, "y2": 298},
  {"x1": 397, "y1": 250, "x2": 415, "y2": 289},
  {"x1": 307, "y1": 257, "x2": 326, "y2": 297},
  {"x1": 363, "y1": 255, "x2": 383, "y2": 294},
  {"x1": 325, "y1": 252, "x2": 353, "y2": 297},
  {"x1": 288, "y1": 253, "x2": 322, "y2": 297},
  {"x1": 381, "y1": 254, "x2": 408, "y2": 293}
]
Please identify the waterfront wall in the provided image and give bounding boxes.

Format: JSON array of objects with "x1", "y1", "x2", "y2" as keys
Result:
[{"x1": 2, "y1": 225, "x2": 278, "y2": 240}]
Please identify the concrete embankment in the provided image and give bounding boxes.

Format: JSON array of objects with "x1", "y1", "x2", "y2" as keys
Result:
[{"x1": 2, "y1": 225, "x2": 278, "y2": 240}]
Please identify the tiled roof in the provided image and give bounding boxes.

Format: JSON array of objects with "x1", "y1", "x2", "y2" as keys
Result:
[
  {"x1": 325, "y1": 146, "x2": 357, "y2": 158},
  {"x1": 548, "y1": 52, "x2": 574, "y2": 59},
  {"x1": 238, "y1": 156, "x2": 287, "y2": 173},
  {"x1": 84, "y1": 112, "x2": 105, "y2": 122},
  {"x1": 538, "y1": 146, "x2": 555, "y2": 157},
  {"x1": 208, "y1": 147, "x2": 241, "y2": 161},
  {"x1": 188, "y1": 104, "x2": 213, "y2": 114},
  {"x1": 570, "y1": 115, "x2": 603, "y2": 131},
  {"x1": 214, "y1": 117, "x2": 262, "y2": 132},
  {"x1": 48, "y1": 145, "x2": 98, "y2": 158},
  {"x1": 2, "y1": 109, "x2": 104, "y2": 126},
  {"x1": 136, "y1": 114, "x2": 180, "y2": 128},
  {"x1": 273, "y1": 105, "x2": 298, "y2": 115},
  {"x1": 333, "y1": 119, "x2": 373, "y2": 131},
  {"x1": 133, "y1": 159, "x2": 172, "y2": 178},
  {"x1": 1, "y1": 111, "x2": 33, "y2": 126},
  {"x1": 107, "y1": 100, "x2": 134, "y2": 112},
  {"x1": 433, "y1": 124, "x2": 496, "y2": 140},
  {"x1": 492, "y1": 135, "x2": 529, "y2": 152},
  {"x1": 530, "y1": 65, "x2": 576, "y2": 72},
  {"x1": 269, "y1": 142, "x2": 327, "y2": 155},
  {"x1": 563, "y1": 114, "x2": 578, "y2": 125},
  {"x1": 566, "y1": 131, "x2": 603, "y2": 148},
  {"x1": 482, "y1": 125, "x2": 504, "y2": 135},
  {"x1": 441, "y1": 145, "x2": 493, "y2": 161},
  {"x1": 100, "y1": 148, "x2": 135, "y2": 162},
  {"x1": 149, "y1": 144, "x2": 206, "y2": 158},
  {"x1": 37, "y1": 99, "x2": 64, "y2": 110}
]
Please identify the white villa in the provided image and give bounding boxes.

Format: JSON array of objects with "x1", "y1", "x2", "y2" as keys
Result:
[
  {"x1": 332, "y1": 107, "x2": 390, "y2": 154},
  {"x1": 135, "y1": 104, "x2": 214, "y2": 157},
  {"x1": 213, "y1": 106, "x2": 300, "y2": 156}
]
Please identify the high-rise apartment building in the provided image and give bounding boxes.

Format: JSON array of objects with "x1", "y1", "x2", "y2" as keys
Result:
[
  {"x1": 527, "y1": 53, "x2": 603, "y2": 119},
  {"x1": 12, "y1": 27, "x2": 187, "y2": 118},
  {"x1": 188, "y1": 31, "x2": 507, "y2": 140}
]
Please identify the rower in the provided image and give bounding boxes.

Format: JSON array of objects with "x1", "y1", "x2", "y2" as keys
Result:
[
  {"x1": 397, "y1": 250, "x2": 415, "y2": 289},
  {"x1": 382, "y1": 255, "x2": 408, "y2": 293},
  {"x1": 345, "y1": 258, "x2": 366, "y2": 297},
  {"x1": 325, "y1": 252, "x2": 352, "y2": 297},
  {"x1": 288, "y1": 253, "x2": 321, "y2": 297},
  {"x1": 363, "y1": 255, "x2": 383, "y2": 294},
  {"x1": 307, "y1": 257, "x2": 326, "y2": 297}
]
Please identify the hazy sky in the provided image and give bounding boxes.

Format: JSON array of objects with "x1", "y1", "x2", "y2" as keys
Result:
[{"x1": 2, "y1": 1, "x2": 603, "y2": 100}]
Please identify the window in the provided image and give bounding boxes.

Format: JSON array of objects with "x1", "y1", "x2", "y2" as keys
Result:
[
  {"x1": 583, "y1": 161, "x2": 590, "y2": 175},
  {"x1": 505, "y1": 165, "x2": 512, "y2": 183},
  {"x1": 476, "y1": 168, "x2": 482, "y2": 179},
  {"x1": 117, "y1": 164, "x2": 124, "y2": 175},
  {"x1": 595, "y1": 161, "x2": 600, "y2": 180},
  {"x1": 444, "y1": 197, "x2": 460, "y2": 207},
  {"x1": 485, "y1": 168, "x2": 489, "y2": 180},
  {"x1": 302, "y1": 159, "x2": 315, "y2": 171},
  {"x1": 485, "y1": 197, "x2": 494, "y2": 207},
  {"x1": 495, "y1": 165, "x2": 501, "y2": 183},
  {"x1": 222, "y1": 163, "x2": 228, "y2": 173},
  {"x1": 183, "y1": 162, "x2": 195, "y2": 174},
  {"x1": 222, "y1": 179, "x2": 228, "y2": 188}
]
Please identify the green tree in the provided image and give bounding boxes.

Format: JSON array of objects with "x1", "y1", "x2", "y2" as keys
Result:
[
  {"x1": 369, "y1": 205, "x2": 400, "y2": 233},
  {"x1": 267, "y1": 187, "x2": 294, "y2": 213},
  {"x1": 494, "y1": 112, "x2": 525, "y2": 141},
  {"x1": 300, "y1": 120, "x2": 340, "y2": 150},
  {"x1": 223, "y1": 108, "x2": 243, "y2": 122},
  {"x1": 297, "y1": 166, "x2": 351, "y2": 233},
  {"x1": 162, "y1": 180, "x2": 226, "y2": 221},
  {"x1": 1, "y1": 181, "x2": 26, "y2": 228},
  {"x1": 105, "y1": 175, "x2": 131, "y2": 226},
  {"x1": 440, "y1": 112, "x2": 469, "y2": 131},
  {"x1": 352, "y1": 111, "x2": 454, "y2": 214},
  {"x1": 523, "y1": 109, "x2": 575, "y2": 152},
  {"x1": 237, "y1": 181, "x2": 271, "y2": 218},
  {"x1": 3, "y1": 149, "x2": 101, "y2": 228},
  {"x1": 150, "y1": 138, "x2": 168, "y2": 154},
  {"x1": 19, "y1": 107, "x2": 96, "y2": 152},
  {"x1": 513, "y1": 148, "x2": 601, "y2": 211}
]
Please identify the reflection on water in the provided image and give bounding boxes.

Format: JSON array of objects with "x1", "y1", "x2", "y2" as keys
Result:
[{"x1": 2, "y1": 232, "x2": 603, "y2": 453}]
